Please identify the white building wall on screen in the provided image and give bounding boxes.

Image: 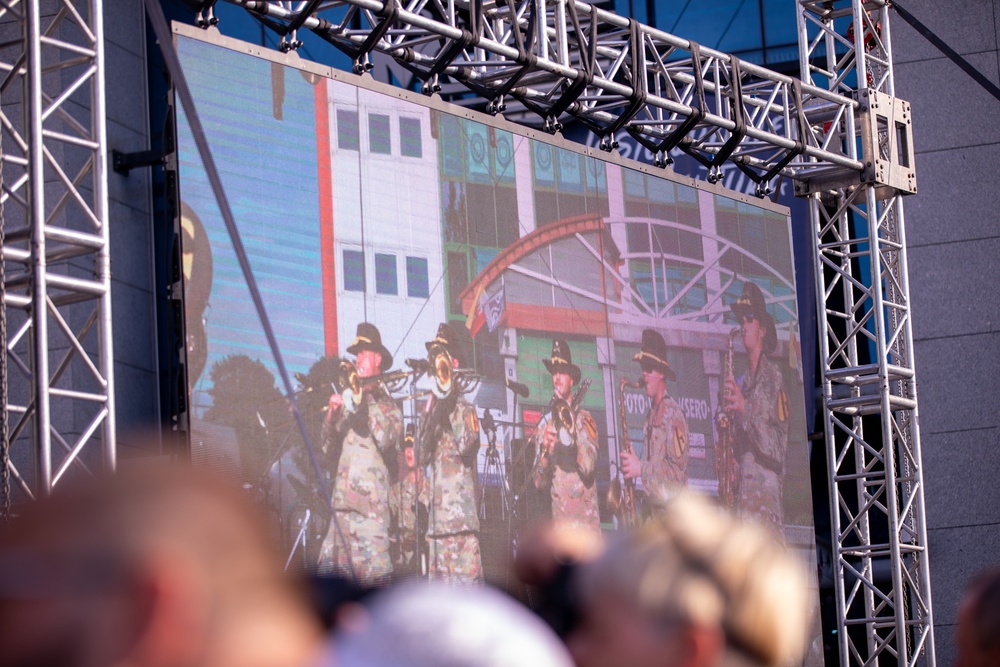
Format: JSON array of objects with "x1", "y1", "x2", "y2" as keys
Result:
[{"x1": 324, "y1": 79, "x2": 445, "y2": 367}]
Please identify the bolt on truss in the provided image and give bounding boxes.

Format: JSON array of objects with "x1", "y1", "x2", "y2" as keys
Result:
[
  {"x1": 798, "y1": 1, "x2": 933, "y2": 666},
  {"x1": 0, "y1": 0, "x2": 115, "y2": 499}
]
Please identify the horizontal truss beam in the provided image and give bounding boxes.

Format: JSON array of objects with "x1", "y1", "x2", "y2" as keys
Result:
[{"x1": 219, "y1": 0, "x2": 864, "y2": 191}]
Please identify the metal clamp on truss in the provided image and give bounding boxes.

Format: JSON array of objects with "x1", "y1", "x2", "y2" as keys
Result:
[
  {"x1": 279, "y1": 29, "x2": 303, "y2": 53},
  {"x1": 482, "y1": 0, "x2": 538, "y2": 116},
  {"x1": 308, "y1": 0, "x2": 400, "y2": 74},
  {"x1": 733, "y1": 79, "x2": 807, "y2": 197},
  {"x1": 858, "y1": 89, "x2": 917, "y2": 198},
  {"x1": 195, "y1": 0, "x2": 219, "y2": 28},
  {"x1": 594, "y1": 20, "x2": 648, "y2": 151},
  {"x1": 270, "y1": 0, "x2": 317, "y2": 52},
  {"x1": 679, "y1": 53, "x2": 747, "y2": 174},
  {"x1": 628, "y1": 41, "x2": 707, "y2": 167},
  {"x1": 356, "y1": 0, "x2": 400, "y2": 74},
  {"x1": 542, "y1": 1, "x2": 597, "y2": 122},
  {"x1": 486, "y1": 95, "x2": 507, "y2": 116},
  {"x1": 419, "y1": 0, "x2": 482, "y2": 95}
]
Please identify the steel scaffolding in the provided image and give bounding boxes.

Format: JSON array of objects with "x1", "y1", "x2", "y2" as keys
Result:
[
  {"x1": 797, "y1": 2, "x2": 933, "y2": 666},
  {"x1": 0, "y1": 0, "x2": 934, "y2": 664},
  {"x1": 0, "y1": 0, "x2": 115, "y2": 501}
]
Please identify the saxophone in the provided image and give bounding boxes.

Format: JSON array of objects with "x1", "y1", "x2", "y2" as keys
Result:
[
  {"x1": 607, "y1": 377, "x2": 644, "y2": 528},
  {"x1": 715, "y1": 327, "x2": 741, "y2": 508}
]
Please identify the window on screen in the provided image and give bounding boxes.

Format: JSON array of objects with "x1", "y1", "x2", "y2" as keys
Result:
[
  {"x1": 343, "y1": 249, "x2": 365, "y2": 292},
  {"x1": 406, "y1": 256, "x2": 430, "y2": 298},
  {"x1": 369, "y1": 113, "x2": 391, "y2": 154},
  {"x1": 375, "y1": 253, "x2": 398, "y2": 295},
  {"x1": 337, "y1": 110, "x2": 359, "y2": 151},
  {"x1": 400, "y1": 117, "x2": 422, "y2": 158}
]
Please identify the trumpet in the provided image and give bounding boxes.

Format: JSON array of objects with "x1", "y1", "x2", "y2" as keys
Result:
[
  {"x1": 380, "y1": 368, "x2": 416, "y2": 394},
  {"x1": 424, "y1": 343, "x2": 481, "y2": 399},
  {"x1": 715, "y1": 327, "x2": 741, "y2": 508},
  {"x1": 333, "y1": 360, "x2": 413, "y2": 411},
  {"x1": 428, "y1": 343, "x2": 454, "y2": 398},
  {"x1": 334, "y1": 359, "x2": 364, "y2": 412},
  {"x1": 608, "y1": 377, "x2": 644, "y2": 528},
  {"x1": 416, "y1": 344, "x2": 480, "y2": 460},
  {"x1": 549, "y1": 378, "x2": 592, "y2": 447}
]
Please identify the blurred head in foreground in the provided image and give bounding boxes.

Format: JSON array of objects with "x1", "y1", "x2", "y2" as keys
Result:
[
  {"x1": 513, "y1": 522, "x2": 605, "y2": 638},
  {"x1": 334, "y1": 581, "x2": 574, "y2": 667},
  {"x1": 568, "y1": 492, "x2": 810, "y2": 667},
  {"x1": 0, "y1": 466, "x2": 323, "y2": 667},
  {"x1": 955, "y1": 567, "x2": 1000, "y2": 667}
]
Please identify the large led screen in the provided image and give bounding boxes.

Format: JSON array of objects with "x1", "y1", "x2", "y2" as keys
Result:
[{"x1": 174, "y1": 26, "x2": 820, "y2": 654}]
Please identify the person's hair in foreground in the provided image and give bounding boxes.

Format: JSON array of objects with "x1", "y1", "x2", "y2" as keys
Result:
[
  {"x1": 955, "y1": 566, "x2": 1000, "y2": 667},
  {"x1": 568, "y1": 492, "x2": 811, "y2": 667},
  {"x1": 0, "y1": 466, "x2": 323, "y2": 667}
]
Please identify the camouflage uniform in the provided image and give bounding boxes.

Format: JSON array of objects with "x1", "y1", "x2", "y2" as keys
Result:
[
  {"x1": 390, "y1": 469, "x2": 427, "y2": 573},
  {"x1": 732, "y1": 354, "x2": 788, "y2": 534},
  {"x1": 530, "y1": 408, "x2": 601, "y2": 534},
  {"x1": 318, "y1": 390, "x2": 402, "y2": 584},
  {"x1": 423, "y1": 396, "x2": 482, "y2": 582},
  {"x1": 641, "y1": 395, "x2": 689, "y2": 496}
]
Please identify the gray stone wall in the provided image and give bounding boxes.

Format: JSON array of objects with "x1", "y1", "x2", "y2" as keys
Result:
[
  {"x1": 893, "y1": 1, "x2": 1000, "y2": 663},
  {"x1": 104, "y1": 1, "x2": 159, "y2": 456}
]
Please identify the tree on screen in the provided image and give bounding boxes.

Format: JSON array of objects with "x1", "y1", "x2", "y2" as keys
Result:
[
  {"x1": 286, "y1": 355, "x2": 341, "y2": 494},
  {"x1": 282, "y1": 355, "x2": 339, "y2": 559},
  {"x1": 206, "y1": 354, "x2": 287, "y2": 487}
]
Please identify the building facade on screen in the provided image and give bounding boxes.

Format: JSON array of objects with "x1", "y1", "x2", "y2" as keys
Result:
[
  {"x1": 174, "y1": 27, "x2": 814, "y2": 604},
  {"x1": 321, "y1": 80, "x2": 446, "y2": 366}
]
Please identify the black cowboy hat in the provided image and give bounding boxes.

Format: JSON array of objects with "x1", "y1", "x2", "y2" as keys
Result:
[
  {"x1": 729, "y1": 281, "x2": 778, "y2": 353},
  {"x1": 633, "y1": 329, "x2": 677, "y2": 382},
  {"x1": 345, "y1": 322, "x2": 393, "y2": 370},
  {"x1": 425, "y1": 322, "x2": 472, "y2": 364},
  {"x1": 542, "y1": 339, "x2": 581, "y2": 385}
]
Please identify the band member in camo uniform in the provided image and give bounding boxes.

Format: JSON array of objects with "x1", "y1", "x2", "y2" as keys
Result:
[
  {"x1": 390, "y1": 423, "x2": 428, "y2": 574},
  {"x1": 724, "y1": 281, "x2": 789, "y2": 536},
  {"x1": 530, "y1": 339, "x2": 601, "y2": 535},
  {"x1": 319, "y1": 322, "x2": 403, "y2": 584},
  {"x1": 621, "y1": 329, "x2": 689, "y2": 499},
  {"x1": 420, "y1": 323, "x2": 483, "y2": 582}
]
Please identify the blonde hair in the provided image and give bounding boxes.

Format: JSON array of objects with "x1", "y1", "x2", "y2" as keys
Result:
[{"x1": 579, "y1": 492, "x2": 810, "y2": 667}]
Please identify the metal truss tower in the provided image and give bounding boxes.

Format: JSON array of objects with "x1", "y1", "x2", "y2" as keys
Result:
[
  {"x1": 797, "y1": 3, "x2": 933, "y2": 666},
  {"x1": 0, "y1": 0, "x2": 115, "y2": 501}
]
